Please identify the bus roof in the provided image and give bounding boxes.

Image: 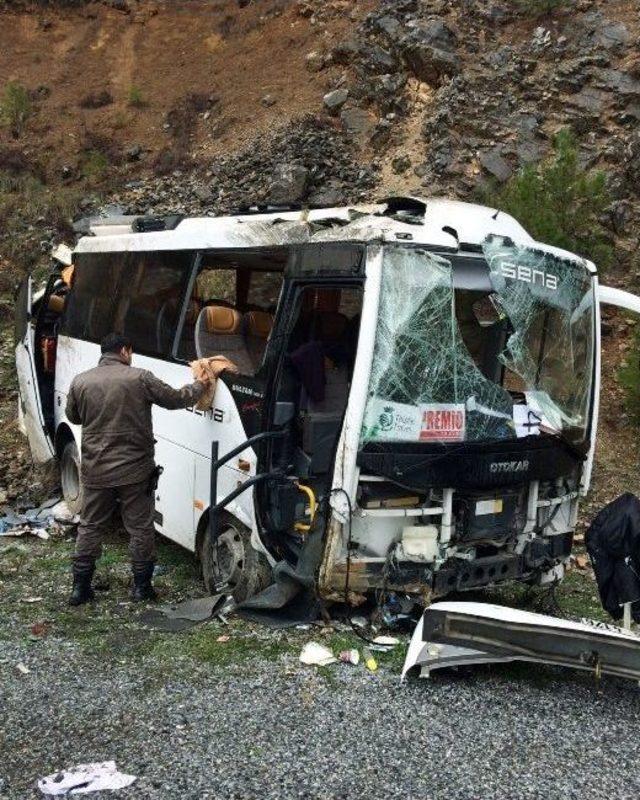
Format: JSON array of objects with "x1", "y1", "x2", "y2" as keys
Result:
[{"x1": 72, "y1": 196, "x2": 595, "y2": 272}]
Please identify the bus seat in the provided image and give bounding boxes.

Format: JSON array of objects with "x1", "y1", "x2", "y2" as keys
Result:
[
  {"x1": 47, "y1": 294, "x2": 65, "y2": 314},
  {"x1": 195, "y1": 305, "x2": 252, "y2": 373},
  {"x1": 245, "y1": 310, "x2": 273, "y2": 370}
]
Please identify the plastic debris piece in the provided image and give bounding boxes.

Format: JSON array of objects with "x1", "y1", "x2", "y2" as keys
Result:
[
  {"x1": 0, "y1": 523, "x2": 50, "y2": 540},
  {"x1": 216, "y1": 635, "x2": 230, "y2": 643},
  {"x1": 16, "y1": 662, "x2": 30, "y2": 675},
  {"x1": 49, "y1": 500, "x2": 76, "y2": 524},
  {"x1": 158, "y1": 595, "x2": 224, "y2": 622},
  {"x1": 339, "y1": 648, "x2": 360, "y2": 665},
  {"x1": 37, "y1": 761, "x2": 137, "y2": 796},
  {"x1": 22, "y1": 596, "x2": 43, "y2": 604},
  {"x1": 299, "y1": 641, "x2": 337, "y2": 666},
  {"x1": 363, "y1": 648, "x2": 378, "y2": 672},
  {"x1": 372, "y1": 635, "x2": 400, "y2": 648}
]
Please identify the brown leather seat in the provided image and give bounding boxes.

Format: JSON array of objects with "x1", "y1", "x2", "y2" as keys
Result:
[
  {"x1": 47, "y1": 293, "x2": 65, "y2": 314},
  {"x1": 195, "y1": 305, "x2": 253, "y2": 374}
]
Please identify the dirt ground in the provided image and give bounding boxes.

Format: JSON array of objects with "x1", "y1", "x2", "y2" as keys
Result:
[{"x1": 0, "y1": 0, "x2": 376, "y2": 178}]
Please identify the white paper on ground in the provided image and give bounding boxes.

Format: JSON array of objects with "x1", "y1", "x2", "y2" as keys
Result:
[
  {"x1": 299, "y1": 642, "x2": 337, "y2": 666},
  {"x1": 37, "y1": 761, "x2": 137, "y2": 796}
]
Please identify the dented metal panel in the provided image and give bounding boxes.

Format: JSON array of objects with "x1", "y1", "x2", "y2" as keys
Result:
[{"x1": 402, "y1": 602, "x2": 640, "y2": 682}]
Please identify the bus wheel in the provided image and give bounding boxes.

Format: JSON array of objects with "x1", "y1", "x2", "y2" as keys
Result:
[
  {"x1": 60, "y1": 439, "x2": 83, "y2": 516},
  {"x1": 201, "y1": 519, "x2": 271, "y2": 602}
]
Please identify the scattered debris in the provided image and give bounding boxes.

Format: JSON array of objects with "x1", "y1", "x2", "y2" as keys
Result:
[
  {"x1": 299, "y1": 642, "x2": 337, "y2": 666},
  {"x1": 216, "y1": 634, "x2": 230, "y2": 643},
  {"x1": 380, "y1": 594, "x2": 417, "y2": 630},
  {"x1": 0, "y1": 498, "x2": 76, "y2": 541},
  {"x1": 15, "y1": 662, "x2": 30, "y2": 675},
  {"x1": 362, "y1": 647, "x2": 378, "y2": 672},
  {"x1": 21, "y1": 596, "x2": 43, "y2": 604},
  {"x1": 0, "y1": 523, "x2": 49, "y2": 540},
  {"x1": 37, "y1": 761, "x2": 137, "y2": 796},
  {"x1": 402, "y1": 602, "x2": 640, "y2": 683},
  {"x1": 339, "y1": 648, "x2": 360, "y2": 665},
  {"x1": 30, "y1": 621, "x2": 47, "y2": 637},
  {"x1": 574, "y1": 554, "x2": 590, "y2": 571},
  {"x1": 140, "y1": 594, "x2": 231, "y2": 632},
  {"x1": 372, "y1": 635, "x2": 400, "y2": 650},
  {"x1": 159, "y1": 595, "x2": 227, "y2": 622}
]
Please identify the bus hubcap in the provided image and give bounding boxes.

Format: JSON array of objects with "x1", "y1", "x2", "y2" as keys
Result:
[{"x1": 211, "y1": 527, "x2": 245, "y2": 587}]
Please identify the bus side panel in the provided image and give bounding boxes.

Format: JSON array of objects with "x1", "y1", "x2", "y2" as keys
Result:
[
  {"x1": 54, "y1": 336, "x2": 100, "y2": 422},
  {"x1": 152, "y1": 436, "x2": 195, "y2": 549},
  {"x1": 56, "y1": 336, "x2": 258, "y2": 552},
  {"x1": 146, "y1": 360, "x2": 259, "y2": 551}
]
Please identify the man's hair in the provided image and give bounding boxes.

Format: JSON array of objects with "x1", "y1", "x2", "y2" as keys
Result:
[{"x1": 101, "y1": 333, "x2": 133, "y2": 354}]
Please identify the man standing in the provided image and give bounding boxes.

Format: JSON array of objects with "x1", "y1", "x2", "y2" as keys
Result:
[{"x1": 65, "y1": 333, "x2": 209, "y2": 606}]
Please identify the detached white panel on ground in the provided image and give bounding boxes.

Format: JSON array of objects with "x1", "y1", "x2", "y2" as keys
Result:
[{"x1": 402, "y1": 601, "x2": 640, "y2": 683}]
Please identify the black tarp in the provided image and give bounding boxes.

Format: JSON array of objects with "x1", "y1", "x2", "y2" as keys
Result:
[{"x1": 585, "y1": 492, "x2": 640, "y2": 621}]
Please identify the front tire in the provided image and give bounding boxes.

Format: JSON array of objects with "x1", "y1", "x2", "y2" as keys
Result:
[
  {"x1": 60, "y1": 439, "x2": 83, "y2": 516},
  {"x1": 200, "y1": 517, "x2": 271, "y2": 602}
]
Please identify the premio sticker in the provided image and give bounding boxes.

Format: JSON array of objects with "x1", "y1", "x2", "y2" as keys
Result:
[{"x1": 419, "y1": 404, "x2": 466, "y2": 442}]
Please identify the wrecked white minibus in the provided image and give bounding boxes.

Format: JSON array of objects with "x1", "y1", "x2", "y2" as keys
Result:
[{"x1": 15, "y1": 197, "x2": 640, "y2": 605}]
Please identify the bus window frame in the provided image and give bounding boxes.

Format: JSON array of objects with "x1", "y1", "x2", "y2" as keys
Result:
[
  {"x1": 173, "y1": 246, "x2": 290, "y2": 367},
  {"x1": 60, "y1": 249, "x2": 199, "y2": 364}
]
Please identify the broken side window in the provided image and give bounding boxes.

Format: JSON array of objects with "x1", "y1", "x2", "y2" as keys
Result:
[{"x1": 483, "y1": 238, "x2": 595, "y2": 446}]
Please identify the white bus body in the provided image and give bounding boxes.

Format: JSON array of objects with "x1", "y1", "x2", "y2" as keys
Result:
[{"x1": 14, "y1": 197, "x2": 636, "y2": 603}]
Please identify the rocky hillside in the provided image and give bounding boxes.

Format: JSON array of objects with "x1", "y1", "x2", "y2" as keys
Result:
[
  {"x1": 1, "y1": 0, "x2": 639, "y2": 282},
  {"x1": 1, "y1": 0, "x2": 640, "y2": 511}
]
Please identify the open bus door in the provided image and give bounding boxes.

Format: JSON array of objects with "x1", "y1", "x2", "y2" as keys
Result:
[{"x1": 15, "y1": 276, "x2": 55, "y2": 464}]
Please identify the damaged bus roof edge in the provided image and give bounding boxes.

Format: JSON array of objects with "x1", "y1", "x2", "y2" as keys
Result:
[{"x1": 71, "y1": 197, "x2": 538, "y2": 255}]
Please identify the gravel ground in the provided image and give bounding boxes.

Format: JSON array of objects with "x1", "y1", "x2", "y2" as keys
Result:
[
  {"x1": 2, "y1": 619, "x2": 640, "y2": 799},
  {"x1": 1, "y1": 524, "x2": 638, "y2": 800}
]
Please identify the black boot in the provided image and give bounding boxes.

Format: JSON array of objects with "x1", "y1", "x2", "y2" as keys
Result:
[
  {"x1": 131, "y1": 561, "x2": 158, "y2": 602},
  {"x1": 68, "y1": 559, "x2": 95, "y2": 607}
]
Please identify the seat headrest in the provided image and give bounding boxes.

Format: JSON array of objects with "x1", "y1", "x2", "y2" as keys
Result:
[
  {"x1": 205, "y1": 305, "x2": 242, "y2": 334},
  {"x1": 245, "y1": 310, "x2": 273, "y2": 339},
  {"x1": 61, "y1": 265, "x2": 74, "y2": 287}
]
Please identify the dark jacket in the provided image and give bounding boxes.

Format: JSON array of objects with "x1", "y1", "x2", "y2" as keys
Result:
[{"x1": 65, "y1": 353, "x2": 205, "y2": 489}]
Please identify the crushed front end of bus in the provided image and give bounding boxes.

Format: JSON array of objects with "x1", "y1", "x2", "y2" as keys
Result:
[{"x1": 319, "y1": 238, "x2": 596, "y2": 603}]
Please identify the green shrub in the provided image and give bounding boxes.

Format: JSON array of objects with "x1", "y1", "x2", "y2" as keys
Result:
[
  {"x1": 0, "y1": 82, "x2": 32, "y2": 137},
  {"x1": 0, "y1": 170, "x2": 81, "y2": 274},
  {"x1": 81, "y1": 150, "x2": 109, "y2": 183},
  {"x1": 618, "y1": 325, "x2": 640, "y2": 425},
  {"x1": 127, "y1": 85, "x2": 145, "y2": 108},
  {"x1": 484, "y1": 129, "x2": 613, "y2": 270}
]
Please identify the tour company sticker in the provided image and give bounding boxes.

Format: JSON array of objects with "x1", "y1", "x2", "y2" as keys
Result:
[{"x1": 419, "y1": 404, "x2": 466, "y2": 442}]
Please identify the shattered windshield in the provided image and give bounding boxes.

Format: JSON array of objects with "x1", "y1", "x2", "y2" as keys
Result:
[{"x1": 361, "y1": 242, "x2": 595, "y2": 447}]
